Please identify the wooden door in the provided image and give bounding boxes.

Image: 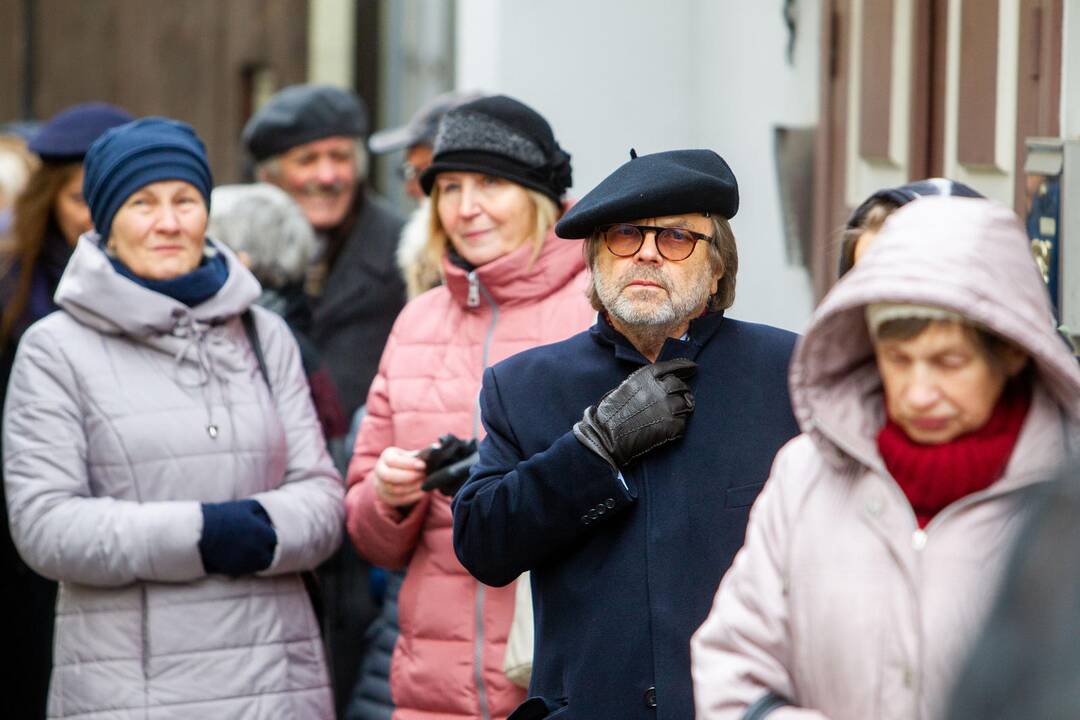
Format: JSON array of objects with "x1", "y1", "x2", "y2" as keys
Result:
[{"x1": 811, "y1": 0, "x2": 1063, "y2": 300}]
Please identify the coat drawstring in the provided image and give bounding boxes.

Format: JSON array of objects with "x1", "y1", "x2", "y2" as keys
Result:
[{"x1": 170, "y1": 313, "x2": 231, "y2": 438}]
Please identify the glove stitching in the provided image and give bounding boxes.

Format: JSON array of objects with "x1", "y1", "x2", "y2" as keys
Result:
[
  {"x1": 599, "y1": 368, "x2": 666, "y2": 421},
  {"x1": 626, "y1": 434, "x2": 684, "y2": 462},
  {"x1": 612, "y1": 414, "x2": 668, "y2": 441}
]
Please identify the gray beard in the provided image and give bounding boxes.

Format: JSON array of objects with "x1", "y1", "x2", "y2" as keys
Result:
[{"x1": 596, "y1": 264, "x2": 712, "y2": 331}]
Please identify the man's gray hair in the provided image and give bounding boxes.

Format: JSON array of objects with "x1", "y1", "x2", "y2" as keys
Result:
[
  {"x1": 583, "y1": 215, "x2": 738, "y2": 312},
  {"x1": 208, "y1": 183, "x2": 317, "y2": 289},
  {"x1": 254, "y1": 138, "x2": 369, "y2": 184}
]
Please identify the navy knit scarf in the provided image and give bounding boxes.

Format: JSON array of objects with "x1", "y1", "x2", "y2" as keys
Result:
[{"x1": 109, "y1": 249, "x2": 230, "y2": 307}]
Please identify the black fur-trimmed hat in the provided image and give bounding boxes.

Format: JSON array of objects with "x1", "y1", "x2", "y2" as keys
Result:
[
  {"x1": 554, "y1": 148, "x2": 739, "y2": 239},
  {"x1": 419, "y1": 95, "x2": 572, "y2": 203}
]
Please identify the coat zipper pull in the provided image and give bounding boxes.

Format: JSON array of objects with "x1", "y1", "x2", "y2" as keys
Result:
[{"x1": 467, "y1": 270, "x2": 480, "y2": 308}]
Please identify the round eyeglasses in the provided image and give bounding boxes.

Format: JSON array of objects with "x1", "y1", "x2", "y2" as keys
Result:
[{"x1": 599, "y1": 223, "x2": 713, "y2": 261}]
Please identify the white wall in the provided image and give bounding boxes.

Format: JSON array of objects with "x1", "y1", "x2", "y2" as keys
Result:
[{"x1": 455, "y1": 0, "x2": 818, "y2": 331}]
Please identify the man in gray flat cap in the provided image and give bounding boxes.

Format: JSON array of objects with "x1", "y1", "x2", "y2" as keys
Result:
[
  {"x1": 369, "y1": 89, "x2": 482, "y2": 201},
  {"x1": 242, "y1": 84, "x2": 405, "y2": 715},
  {"x1": 243, "y1": 84, "x2": 406, "y2": 423}
]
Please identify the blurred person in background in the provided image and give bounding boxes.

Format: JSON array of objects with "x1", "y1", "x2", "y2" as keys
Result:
[
  {"x1": 344, "y1": 89, "x2": 483, "y2": 720},
  {"x1": 837, "y1": 178, "x2": 982, "y2": 276},
  {"x1": 946, "y1": 464, "x2": 1080, "y2": 720},
  {"x1": 3, "y1": 117, "x2": 344, "y2": 719},
  {"x1": 0, "y1": 101, "x2": 132, "y2": 720},
  {"x1": 691, "y1": 197, "x2": 1080, "y2": 720},
  {"x1": 244, "y1": 84, "x2": 407, "y2": 714},
  {"x1": 243, "y1": 83, "x2": 406, "y2": 420},
  {"x1": 208, "y1": 182, "x2": 348, "y2": 458},
  {"x1": 0, "y1": 133, "x2": 36, "y2": 240},
  {"x1": 369, "y1": 89, "x2": 482, "y2": 299},
  {"x1": 344, "y1": 95, "x2": 592, "y2": 720}
]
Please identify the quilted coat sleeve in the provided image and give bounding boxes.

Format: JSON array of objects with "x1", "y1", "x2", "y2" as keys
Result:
[
  {"x1": 3, "y1": 323, "x2": 205, "y2": 586},
  {"x1": 344, "y1": 327, "x2": 431, "y2": 571},
  {"x1": 690, "y1": 439, "x2": 830, "y2": 720},
  {"x1": 249, "y1": 309, "x2": 345, "y2": 576}
]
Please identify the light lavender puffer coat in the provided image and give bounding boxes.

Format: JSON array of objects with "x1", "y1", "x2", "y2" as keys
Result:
[
  {"x1": 691, "y1": 197, "x2": 1080, "y2": 720},
  {"x1": 3, "y1": 236, "x2": 344, "y2": 719}
]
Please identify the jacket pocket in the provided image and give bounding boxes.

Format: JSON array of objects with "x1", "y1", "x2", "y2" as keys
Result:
[{"x1": 725, "y1": 482, "x2": 765, "y2": 509}]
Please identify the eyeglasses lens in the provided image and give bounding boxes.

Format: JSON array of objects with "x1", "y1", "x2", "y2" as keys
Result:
[
  {"x1": 603, "y1": 224, "x2": 697, "y2": 261},
  {"x1": 604, "y1": 224, "x2": 643, "y2": 256},
  {"x1": 657, "y1": 228, "x2": 695, "y2": 260}
]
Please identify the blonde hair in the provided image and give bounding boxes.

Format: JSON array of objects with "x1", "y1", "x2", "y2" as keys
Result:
[{"x1": 424, "y1": 184, "x2": 559, "y2": 278}]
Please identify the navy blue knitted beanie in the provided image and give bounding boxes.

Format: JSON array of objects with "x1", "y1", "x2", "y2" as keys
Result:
[{"x1": 83, "y1": 117, "x2": 213, "y2": 241}]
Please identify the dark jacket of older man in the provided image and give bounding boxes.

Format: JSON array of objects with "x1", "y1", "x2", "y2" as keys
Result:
[
  {"x1": 452, "y1": 310, "x2": 799, "y2": 720},
  {"x1": 308, "y1": 186, "x2": 405, "y2": 419}
]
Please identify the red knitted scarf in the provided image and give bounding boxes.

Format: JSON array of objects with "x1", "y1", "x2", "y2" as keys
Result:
[{"x1": 876, "y1": 382, "x2": 1031, "y2": 528}]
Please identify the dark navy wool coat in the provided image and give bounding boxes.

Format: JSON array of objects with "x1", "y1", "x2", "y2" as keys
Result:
[{"x1": 452, "y1": 312, "x2": 800, "y2": 720}]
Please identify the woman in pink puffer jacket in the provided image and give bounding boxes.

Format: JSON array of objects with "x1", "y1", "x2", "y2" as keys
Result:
[
  {"x1": 691, "y1": 197, "x2": 1080, "y2": 720},
  {"x1": 345, "y1": 95, "x2": 594, "y2": 720}
]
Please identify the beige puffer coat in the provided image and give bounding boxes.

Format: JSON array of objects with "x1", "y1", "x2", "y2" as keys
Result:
[
  {"x1": 3, "y1": 235, "x2": 344, "y2": 719},
  {"x1": 691, "y1": 198, "x2": 1080, "y2": 720}
]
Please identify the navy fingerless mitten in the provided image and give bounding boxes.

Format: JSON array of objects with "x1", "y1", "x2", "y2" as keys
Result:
[{"x1": 199, "y1": 499, "x2": 278, "y2": 576}]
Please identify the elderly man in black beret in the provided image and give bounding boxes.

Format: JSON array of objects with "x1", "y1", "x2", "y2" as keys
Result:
[
  {"x1": 242, "y1": 84, "x2": 405, "y2": 715},
  {"x1": 453, "y1": 149, "x2": 801, "y2": 720}
]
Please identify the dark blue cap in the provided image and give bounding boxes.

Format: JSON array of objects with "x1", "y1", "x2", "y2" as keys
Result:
[
  {"x1": 846, "y1": 178, "x2": 984, "y2": 229},
  {"x1": 555, "y1": 148, "x2": 738, "y2": 239},
  {"x1": 28, "y1": 102, "x2": 134, "y2": 162},
  {"x1": 83, "y1": 117, "x2": 213, "y2": 241}
]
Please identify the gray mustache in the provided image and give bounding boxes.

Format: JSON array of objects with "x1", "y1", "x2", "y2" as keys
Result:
[
  {"x1": 620, "y1": 267, "x2": 671, "y2": 292},
  {"x1": 298, "y1": 181, "x2": 349, "y2": 199}
]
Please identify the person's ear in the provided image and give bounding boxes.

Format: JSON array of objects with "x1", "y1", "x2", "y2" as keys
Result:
[{"x1": 1002, "y1": 345, "x2": 1030, "y2": 378}]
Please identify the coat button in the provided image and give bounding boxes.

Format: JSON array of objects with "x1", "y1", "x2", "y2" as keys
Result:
[
  {"x1": 643, "y1": 686, "x2": 657, "y2": 708},
  {"x1": 581, "y1": 514, "x2": 590, "y2": 525},
  {"x1": 605, "y1": 498, "x2": 615, "y2": 508}
]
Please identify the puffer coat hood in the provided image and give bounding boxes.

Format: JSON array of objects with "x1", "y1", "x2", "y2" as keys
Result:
[
  {"x1": 691, "y1": 197, "x2": 1080, "y2": 720},
  {"x1": 57, "y1": 232, "x2": 259, "y2": 335},
  {"x1": 345, "y1": 224, "x2": 595, "y2": 720},
  {"x1": 791, "y1": 196, "x2": 1080, "y2": 469},
  {"x1": 5, "y1": 234, "x2": 343, "y2": 719}
]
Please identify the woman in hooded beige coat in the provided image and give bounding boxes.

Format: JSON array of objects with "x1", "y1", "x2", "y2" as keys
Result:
[{"x1": 691, "y1": 197, "x2": 1080, "y2": 720}]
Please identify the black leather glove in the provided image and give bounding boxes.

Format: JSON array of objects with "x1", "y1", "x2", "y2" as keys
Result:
[
  {"x1": 573, "y1": 358, "x2": 697, "y2": 470},
  {"x1": 199, "y1": 499, "x2": 278, "y2": 576}
]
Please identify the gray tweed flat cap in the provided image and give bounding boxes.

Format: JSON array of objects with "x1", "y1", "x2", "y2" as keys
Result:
[{"x1": 242, "y1": 84, "x2": 368, "y2": 162}]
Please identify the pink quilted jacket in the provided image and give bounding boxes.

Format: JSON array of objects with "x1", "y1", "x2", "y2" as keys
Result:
[{"x1": 345, "y1": 230, "x2": 595, "y2": 720}]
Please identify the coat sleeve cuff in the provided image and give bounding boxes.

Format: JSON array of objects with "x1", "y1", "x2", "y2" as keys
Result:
[
  {"x1": 345, "y1": 477, "x2": 428, "y2": 568},
  {"x1": 135, "y1": 501, "x2": 205, "y2": 581}
]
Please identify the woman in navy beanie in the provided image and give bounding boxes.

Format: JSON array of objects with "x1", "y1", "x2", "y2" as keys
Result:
[
  {"x1": 3, "y1": 117, "x2": 343, "y2": 718},
  {"x1": 0, "y1": 100, "x2": 132, "y2": 720}
]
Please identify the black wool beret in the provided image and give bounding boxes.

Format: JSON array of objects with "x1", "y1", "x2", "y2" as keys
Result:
[
  {"x1": 555, "y1": 148, "x2": 739, "y2": 239},
  {"x1": 242, "y1": 84, "x2": 368, "y2": 162}
]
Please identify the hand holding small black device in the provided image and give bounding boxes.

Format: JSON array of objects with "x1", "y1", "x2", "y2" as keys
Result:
[{"x1": 418, "y1": 434, "x2": 479, "y2": 496}]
